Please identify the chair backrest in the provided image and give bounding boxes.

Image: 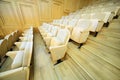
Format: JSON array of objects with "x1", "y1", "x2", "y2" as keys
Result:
[
  {"x1": 51, "y1": 26, "x2": 59, "y2": 36},
  {"x1": 22, "y1": 42, "x2": 33, "y2": 67},
  {"x1": 90, "y1": 19, "x2": 99, "y2": 30},
  {"x1": 68, "y1": 19, "x2": 78, "y2": 27},
  {"x1": 76, "y1": 19, "x2": 91, "y2": 31},
  {"x1": 91, "y1": 12, "x2": 111, "y2": 23},
  {"x1": 0, "y1": 39, "x2": 7, "y2": 59},
  {"x1": 56, "y1": 29, "x2": 70, "y2": 45},
  {"x1": 5, "y1": 34, "x2": 13, "y2": 50}
]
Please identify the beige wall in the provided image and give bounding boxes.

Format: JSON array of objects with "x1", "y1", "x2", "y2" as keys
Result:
[{"x1": 0, "y1": 0, "x2": 90, "y2": 36}]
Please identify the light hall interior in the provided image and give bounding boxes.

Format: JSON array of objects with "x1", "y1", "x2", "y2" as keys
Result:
[{"x1": 0, "y1": 0, "x2": 120, "y2": 80}]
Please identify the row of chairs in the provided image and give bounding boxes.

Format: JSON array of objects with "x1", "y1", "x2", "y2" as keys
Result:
[
  {"x1": 0, "y1": 27, "x2": 33, "y2": 80},
  {"x1": 38, "y1": 23, "x2": 70, "y2": 64},
  {"x1": 38, "y1": 0, "x2": 120, "y2": 64},
  {"x1": 0, "y1": 30, "x2": 19, "y2": 63},
  {"x1": 50, "y1": 0, "x2": 120, "y2": 47}
]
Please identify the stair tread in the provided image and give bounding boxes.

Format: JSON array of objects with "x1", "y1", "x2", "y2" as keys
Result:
[
  {"x1": 98, "y1": 32, "x2": 120, "y2": 39},
  {"x1": 88, "y1": 36, "x2": 120, "y2": 50},
  {"x1": 67, "y1": 42, "x2": 120, "y2": 80},
  {"x1": 66, "y1": 59, "x2": 93, "y2": 80},
  {"x1": 95, "y1": 35, "x2": 120, "y2": 45},
  {"x1": 82, "y1": 43, "x2": 120, "y2": 69},
  {"x1": 55, "y1": 59, "x2": 80, "y2": 80}
]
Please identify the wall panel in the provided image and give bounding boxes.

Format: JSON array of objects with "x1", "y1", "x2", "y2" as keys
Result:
[
  {"x1": 0, "y1": 0, "x2": 90, "y2": 35},
  {"x1": 18, "y1": 3, "x2": 35, "y2": 29},
  {"x1": 0, "y1": 1, "x2": 20, "y2": 35},
  {"x1": 39, "y1": 0, "x2": 52, "y2": 22},
  {"x1": 52, "y1": 2, "x2": 63, "y2": 19}
]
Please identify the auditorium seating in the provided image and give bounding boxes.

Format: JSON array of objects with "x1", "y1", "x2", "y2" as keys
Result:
[
  {"x1": 46, "y1": 0, "x2": 120, "y2": 47},
  {"x1": 70, "y1": 19, "x2": 90, "y2": 48},
  {"x1": 38, "y1": 24, "x2": 70, "y2": 63},
  {"x1": 0, "y1": 30, "x2": 20, "y2": 63},
  {"x1": 49, "y1": 28, "x2": 70, "y2": 63},
  {"x1": 38, "y1": 0, "x2": 120, "y2": 64},
  {"x1": 43, "y1": 26, "x2": 60, "y2": 47},
  {"x1": 15, "y1": 27, "x2": 33, "y2": 50},
  {"x1": 0, "y1": 27, "x2": 33, "y2": 80}
]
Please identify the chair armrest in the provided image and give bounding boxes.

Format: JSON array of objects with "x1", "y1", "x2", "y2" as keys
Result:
[
  {"x1": 49, "y1": 45, "x2": 67, "y2": 61},
  {"x1": 0, "y1": 67, "x2": 29, "y2": 80},
  {"x1": 6, "y1": 51, "x2": 22, "y2": 59}
]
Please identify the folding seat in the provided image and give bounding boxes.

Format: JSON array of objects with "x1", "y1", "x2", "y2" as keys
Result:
[
  {"x1": 60, "y1": 19, "x2": 69, "y2": 28},
  {"x1": 41, "y1": 24, "x2": 53, "y2": 38},
  {"x1": 49, "y1": 28, "x2": 70, "y2": 63},
  {"x1": 91, "y1": 12, "x2": 114, "y2": 23},
  {"x1": 71, "y1": 19, "x2": 91, "y2": 48},
  {"x1": 43, "y1": 26, "x2": 59, "y2": 39},
  {"x1": 74, "y1": 14, "x2": 81, "y2": 19},
  {"x1": 89, "y1": 19, "x2": 104, "y2": 32},
  {"x1": 52, "y1": 19, "x2": 64, "y2": 27},
  {"x1": 0, "y1": 42, "x2": 33, "y2": 80},
  {"x1": 22, "y1": 27, "x2": 33, "y2": 36},
  {"x1": 66, "y1": 19, "x2": 79, "y2": 33},
  {"x1": 38, "y1": 23, "x2": 48, "y2": 33},
  {"x1": 0, "y1": 39, "x2": 7, "y2": 62},
  {"x1": 80, "y1": 14, "x2": 91, "y2": 19},
  {"x1": 19, "y1": 35, "x2": 33, "y2": 42},
  {"x1": 102, "y1": 5, "x2": 120, "y2": 16},
  {"x1": 15, "y1": 28, "x2": 33, "y2": 50},
  {"x1": 43, "y1": 26, "x2": 60, "y2": 47},
  {"x1": 4, "y1": 34, "x2": 13, "y2": 50}
]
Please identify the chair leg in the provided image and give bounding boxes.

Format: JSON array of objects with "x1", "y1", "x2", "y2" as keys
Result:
[
  {"x1": 54, "y1": 59, "x2": 62, "y2": 65},
  {"x1": 104, "y1": 22, "x2": 109, "y2": 27},
  {"x1": 69, "y1": 39, "x2": 72, "y2": 42},
  {"x1": 113, "y1": 15, "x2": 118, "y2": 19},
  {"x1": 94, "y1": 32, "x2": 98, "y2": 37},
  {"x1": 78, "y1": 43, "x2": 83, "y2": 49}
]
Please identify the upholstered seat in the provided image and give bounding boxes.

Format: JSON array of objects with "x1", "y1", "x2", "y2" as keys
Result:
[
  {"x1": 43, "y1": 26, "x2": 60, "y2": 47},
  {"x1": 0, "y1": 42, "x2": 33, "y2": 80},
  {"x1": 49, "y1": 28, "x2": 70, "y2": 63},
  {"x1": 71, "y1": 19, "x2": 90, "y2": 44},
  {"x1": 89, "y1": 19, "x2": 104, "y2": 32}
]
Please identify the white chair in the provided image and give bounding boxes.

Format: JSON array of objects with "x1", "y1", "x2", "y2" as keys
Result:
[
  {"x1": 44, "y1": 26, "x2": 60, "y2": 47},
  {"x1": 49, "y1": 28, "x2": 70, "y2": 64},
  {"x1": 0, "y1": 42, "x2": 33, "y2": 80},
  {"x1": 71, "y1": 19, "x2": 90, "y2": 48}
]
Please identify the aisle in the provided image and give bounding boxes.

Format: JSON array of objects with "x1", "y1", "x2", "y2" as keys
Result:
[{"x1": 33, "y1": 28, "x2": 58, "y2": 80}]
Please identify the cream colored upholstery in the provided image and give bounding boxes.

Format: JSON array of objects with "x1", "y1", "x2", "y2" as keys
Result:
[
  {"x1": 89, "y1": 19, "x2": 104, "y2": 32},
  {"x1": 71, "y1": 19, "x2": 90, "y2": 43},
  {"x1": 49, "y1": 28, "x2": 70, "y2": 62},
  {"x1": 66, "y1": 19, "x2": 78, "y2": 33},
  {"x1": 43, "y1": 26, "x2": 60, "y2": 47},
  {"x1": 0, "y1": 41, "x2": 33, "y2": 80}
]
